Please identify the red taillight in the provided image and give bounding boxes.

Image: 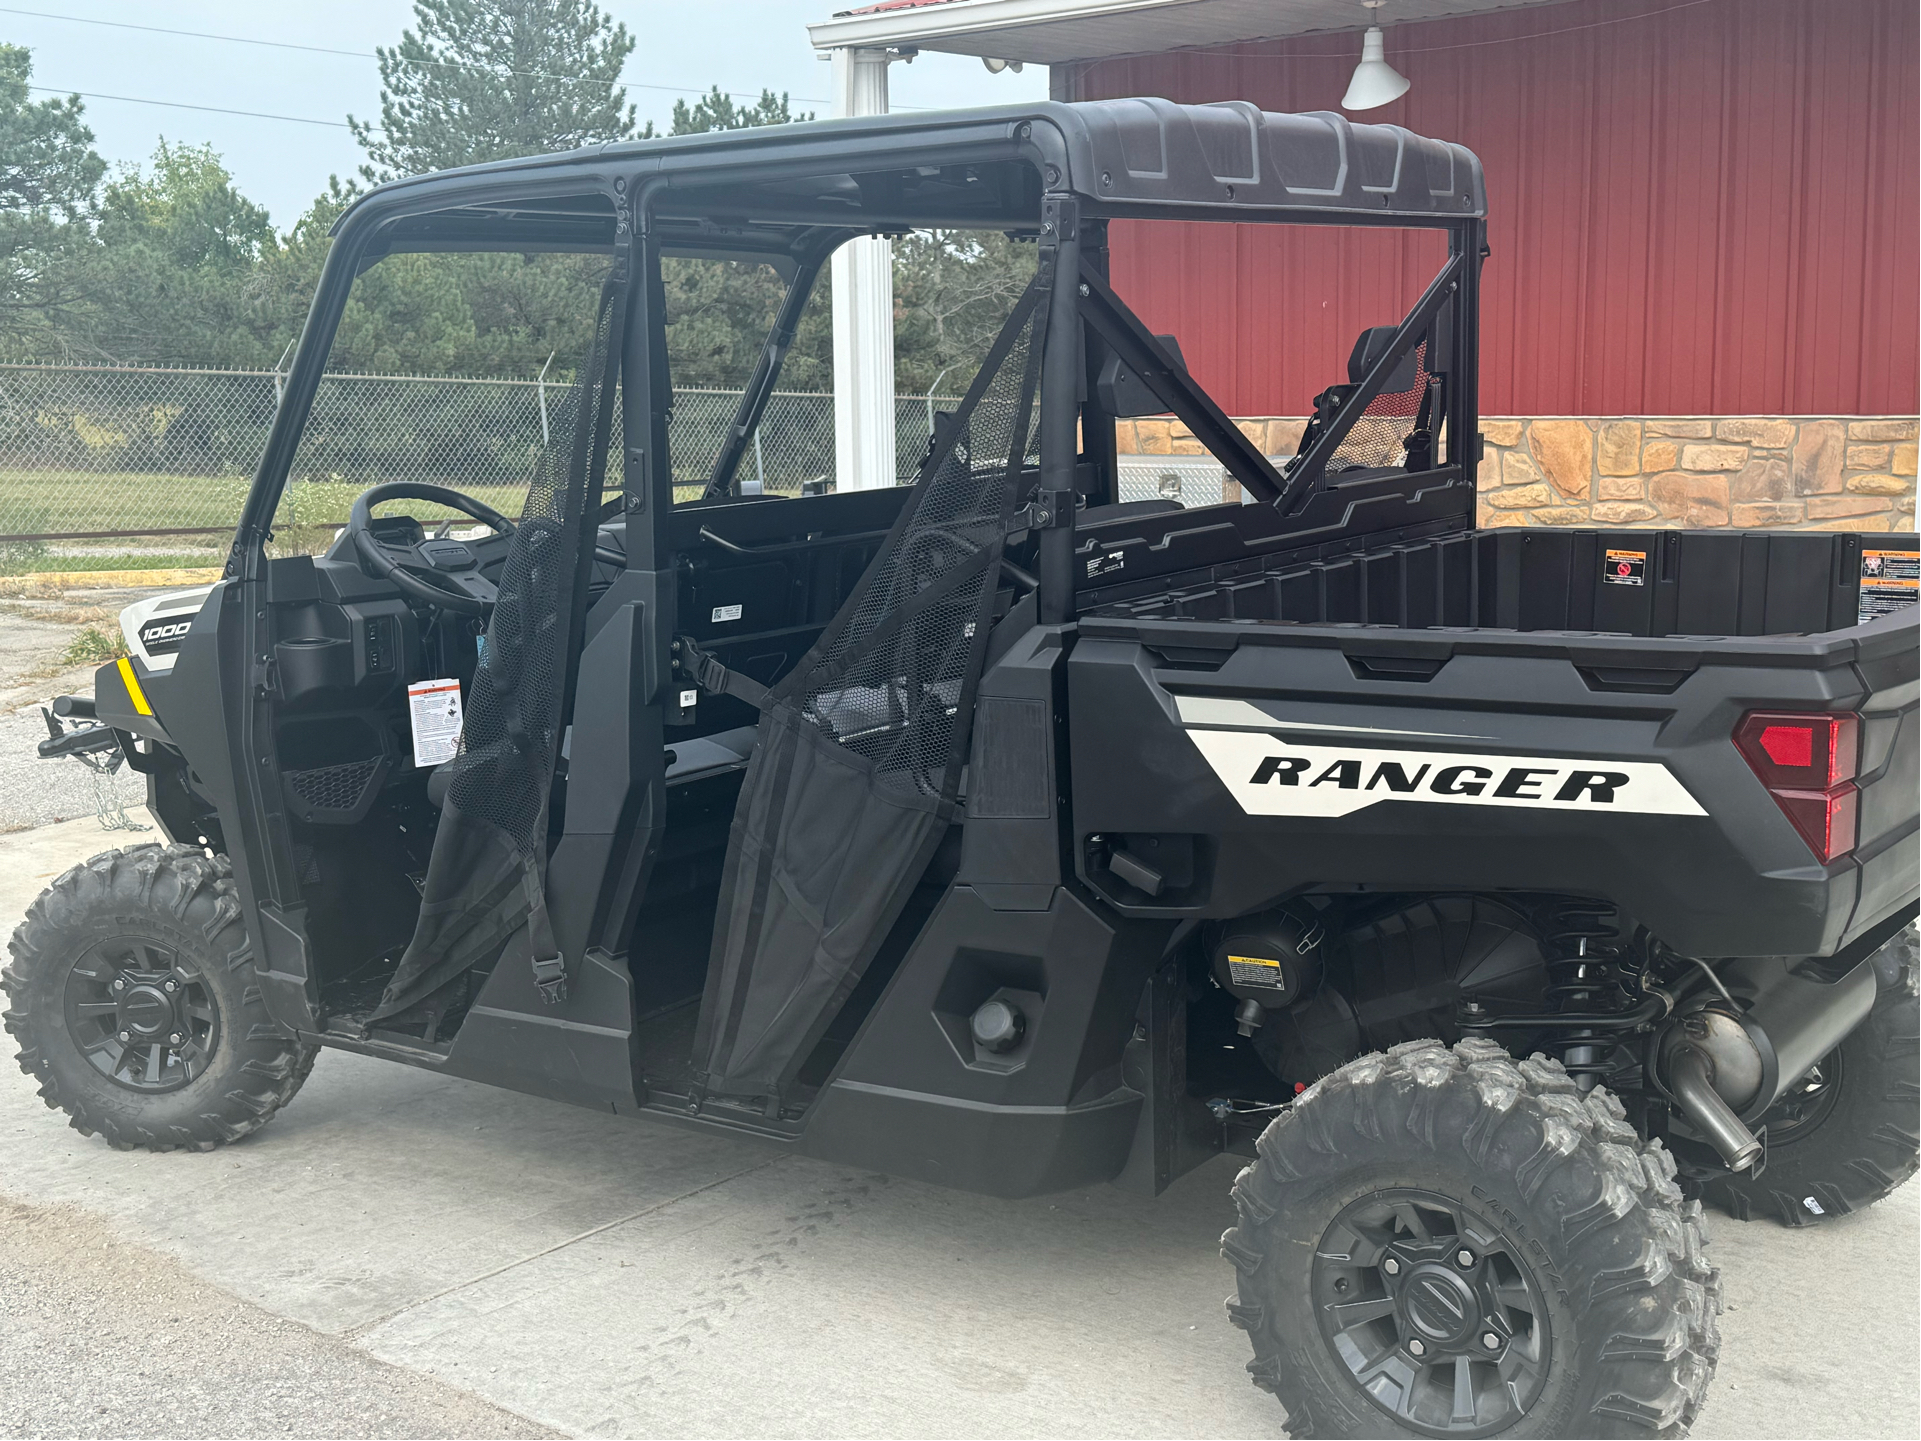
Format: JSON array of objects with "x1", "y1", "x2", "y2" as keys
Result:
[
  {"x1": 1758, "y1": 724, "x2": 1812, "y2": 768},
  {"x1": 1734, "y1": 711, "x2": 1858, "y2": 789},
  {"x1": 1767, "y1": 786, "x2": 1859, "y2": 863},
  {"x1": 1733, "y1": 711, "x2": 1862, "y2": 861}
]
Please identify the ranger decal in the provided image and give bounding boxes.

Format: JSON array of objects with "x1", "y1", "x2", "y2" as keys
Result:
[{"x1": 1184, "y1": 729, "x2": 1706, "y2": 819}]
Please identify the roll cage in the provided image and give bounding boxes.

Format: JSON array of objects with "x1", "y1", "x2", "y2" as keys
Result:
[
  {"x1": 237, "y1": 98, "x2": 1487, "y2": 583},
  {"x1": 203, "y1": 97, "x2": 1488, "y2": 1112}
]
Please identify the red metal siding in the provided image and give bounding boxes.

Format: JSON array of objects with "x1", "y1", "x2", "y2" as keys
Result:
[{"x1": 1082, "y1": 0, "x2": 1919, "y2": 417}]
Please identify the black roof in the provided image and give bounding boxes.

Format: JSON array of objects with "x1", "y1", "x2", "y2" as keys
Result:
[{"x1": 338, "y1": 98, "x2": 1485, "y2": 254}]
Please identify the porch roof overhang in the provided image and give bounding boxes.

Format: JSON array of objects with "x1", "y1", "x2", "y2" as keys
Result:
[{"x1": 807, "y1": 0, "x2": 1573, "y2": 64}]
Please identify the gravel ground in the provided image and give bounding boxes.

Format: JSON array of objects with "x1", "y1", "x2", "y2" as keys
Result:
[
  {"x1": 0, "y1": 586, "x2": 160, "y2": 831},
  {"x1": 0, "y1": 706, "x2": 146, "y2": 831},
  {"x1": 0, "y1": 1195, "x2": 557, "y2": 1440}
]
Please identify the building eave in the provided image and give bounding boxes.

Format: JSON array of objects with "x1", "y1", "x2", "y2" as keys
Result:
[{"x1": 807, "y1": 0, "x2": 1574, "y2": 64}]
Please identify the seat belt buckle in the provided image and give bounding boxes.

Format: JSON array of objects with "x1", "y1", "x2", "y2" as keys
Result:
[
  {"x1": 673, "y1": 634, "x2": 770, "y2": 709},
  {"x1": 531, "y1": 953, "x2": 568, "y2": 1005}
]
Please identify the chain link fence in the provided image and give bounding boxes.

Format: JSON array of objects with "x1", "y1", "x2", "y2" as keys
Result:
[{"x1": 0, "y1": 363, "x2": 965, "y2": 571}]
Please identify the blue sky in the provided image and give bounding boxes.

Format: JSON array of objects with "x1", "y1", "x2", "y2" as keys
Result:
[{"x1": 0, "y1": 1, "x2": 1048, "y2": 227}]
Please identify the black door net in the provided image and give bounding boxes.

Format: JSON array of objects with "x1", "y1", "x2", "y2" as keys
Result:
[
  {"x1": 694, "y1": 273, "x2": 1050, "y2": 1104},
  {"x1": 369, "y1": 272, "x2": 625, "y2": 1025}
]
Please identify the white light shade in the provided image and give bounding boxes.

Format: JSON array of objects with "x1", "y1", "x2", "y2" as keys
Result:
[{"x1": 1342, "y1": 27, "x2": 1410, "y2": 111}]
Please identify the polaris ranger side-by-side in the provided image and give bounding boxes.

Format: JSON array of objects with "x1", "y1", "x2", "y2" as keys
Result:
[{"x1": 8, "y1": 101, "x2": 1917, "y2": 1438}]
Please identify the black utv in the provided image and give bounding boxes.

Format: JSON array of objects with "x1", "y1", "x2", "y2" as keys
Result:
[{"x1": 9, "y1": 100, "x2": 1918, "y2": 1439}]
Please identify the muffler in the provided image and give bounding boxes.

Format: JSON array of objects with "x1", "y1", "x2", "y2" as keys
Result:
[
  {"x1": 1654, "y1": 954, "x2": 1878, "y2": 1171},
  {"x1": 1658, "y1": 1011, "x2": 1764, "y2": 1171}
]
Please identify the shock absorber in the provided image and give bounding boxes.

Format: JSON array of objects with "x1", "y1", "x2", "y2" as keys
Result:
[{"x1": 1539, "y1": 900, "x2": 1637, "y2": 1089}]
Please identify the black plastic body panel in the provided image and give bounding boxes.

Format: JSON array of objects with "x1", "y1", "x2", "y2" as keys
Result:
[
  {"x1": 957, "y1": 625, "x2": 1069, "y2": 910},
  {"x1": 801, "y1": 884, "x2": 1172, "y2": 1197},
  {"x1": 1088, "y1": 523, "x2": 1917, "y2": 638},
  {"x1": 1068, "y1": 602, "x2": 1918, "y2": 959}
]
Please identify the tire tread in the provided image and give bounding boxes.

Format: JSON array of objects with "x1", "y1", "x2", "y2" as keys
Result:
[
  {"x1": 1225, "y1": 1038, "x2": 1719, "y2": 1439},
  {"x1": 2, "y1": 843, "x2": 314, "y2": 1153}
]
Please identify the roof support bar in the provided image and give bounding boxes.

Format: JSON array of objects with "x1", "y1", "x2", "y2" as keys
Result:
[
  {"x1": 1278, "y1": 248, "x2": 1467, "y2": 513},
  {"x1": 1075, "y1": 262, "x2": 1290, "y2": 507},
  {"x1": 704, "y1": 250, "x2": 830, "y2": 499}
]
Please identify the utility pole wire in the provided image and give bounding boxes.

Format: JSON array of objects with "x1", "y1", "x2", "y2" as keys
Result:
[
  {"x1": 0, "y1": 5, "x2": 834, "y2": 106},
  {"x1": 28, "y1": 84, "x2": 351, "y2": 128}
]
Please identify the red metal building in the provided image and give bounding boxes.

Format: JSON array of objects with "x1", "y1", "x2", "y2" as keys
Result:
[
  {"x1": 1075, "y1": 0, "x2": 1919, "y2": 421},
  {"x1": 813, "y1": 0, "x2": 1917, "y2": 530}
]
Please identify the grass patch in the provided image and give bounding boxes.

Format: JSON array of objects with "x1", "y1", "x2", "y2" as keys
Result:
[
  {"x1": 0, "y1": 471, "x2": 528, "y2": 545},
  {"x1": 0, "y1": 550, "x2": 221, "y2": 576},
  {"x1": 63, "y1": 626, "x2": 127, "y2": 666},
  {"x1": 0, "y1": 470, "x2": 823, "y2": 571}
]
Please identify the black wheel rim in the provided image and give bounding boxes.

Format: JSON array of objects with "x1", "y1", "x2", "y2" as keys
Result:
[
  {"x1": 62, "y1": 936, "x2": 220, "y2": 1094},
  {"x1": 1312, "y1": 1188, "x2": 1552, "y2": 1438},
  {"x1": 1757, "y1": 1048, "x2": 1844, "y2": 1147}
]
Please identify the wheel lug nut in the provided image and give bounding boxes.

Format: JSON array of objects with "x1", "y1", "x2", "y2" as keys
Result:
[
  {"x1": 1382, "y1": 1257, "x2": 1401, "y2": 1276},
  {"x1": 1408, "y1": 1338, "x2": 1426, "y2": 1357},
  {"x1": 1456, "y1": 1249, "x2": 1475, "y2": 1267},
  {"x1": 112, "y1": 979, "x2": 124, "y2": 991},
  {"x1": 1483, "y1": 1331, "x2": 1501, "y2": 1350},
  {"x1": 164, "y1": 980, "x2": 176, "y2": 992},
  {"x1": 168, "y1": 1033, "x2": 181, "y2": 1045},
  {"x1": 118, "y1": 1031, "x2": 130, "y2": 1041}
]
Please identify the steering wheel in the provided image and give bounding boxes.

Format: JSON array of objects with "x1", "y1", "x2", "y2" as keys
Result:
[{"x1": 348, "y1": 482, "x2": 515, "y2": 615}]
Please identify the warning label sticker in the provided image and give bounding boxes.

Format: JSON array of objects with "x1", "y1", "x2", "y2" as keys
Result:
[
  {"x1": 1859, "y1": 550, "x2": 1919, "y2": 625},
  {"x1": 1602, "y1": 548, "x2": 1647, "y2": 587},
  {"x1": 407, "y1": 678, "x2": 464, "y2": 768},
  {"x1": 1228, "y1": 954, "x2": 1287, "y2": 991}
]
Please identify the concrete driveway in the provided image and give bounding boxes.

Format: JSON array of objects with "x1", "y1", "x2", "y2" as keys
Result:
[{"x1": 2, "y1": 816, "x2": 1916, "y2": 1439}]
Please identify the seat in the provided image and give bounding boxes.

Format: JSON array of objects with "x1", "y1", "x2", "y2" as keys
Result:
[
  {"x1": 663, "y1": 725, "x2": 759, "y2": 785},
  {"x1": 424, "y1": 723, "x2": 759, "y2": 809}
]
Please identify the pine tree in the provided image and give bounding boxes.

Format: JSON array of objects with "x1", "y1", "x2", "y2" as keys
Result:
[
  {"x1": 0, "y1": 44, "x2": 105, "y2": 352},
  {"x1": 81, "y1": 142, "x2": 283, "y2": 364},
  {"x1": 349, "y1": 0, "x2": 636, "y2": 180},
  {"x1": 668, "y1": 87, "x2": 812, "y2": 137}
]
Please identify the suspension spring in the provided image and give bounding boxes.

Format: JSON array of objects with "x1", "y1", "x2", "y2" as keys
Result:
[{"x1": 1540, "y1": 900, "x2": 1638, "y2": 1087}]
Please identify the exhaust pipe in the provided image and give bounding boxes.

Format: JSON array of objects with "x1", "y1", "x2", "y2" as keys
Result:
[
  {"x1": 1655, "y1": 954, "x2": 1878, "y2": 1171},
  {"x1": 1663, "y1": 1039, "x2": 1763, "y2": 1172}
]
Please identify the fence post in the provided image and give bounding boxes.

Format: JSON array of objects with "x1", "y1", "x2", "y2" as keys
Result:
[{"x1": 537, "y1": 351, "x2": 555, "y2": 446}]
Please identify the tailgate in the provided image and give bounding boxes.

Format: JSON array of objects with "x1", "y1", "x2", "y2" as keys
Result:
[{"x1": 1068, "y1": 610, "x2": 1919, "y2": 958}]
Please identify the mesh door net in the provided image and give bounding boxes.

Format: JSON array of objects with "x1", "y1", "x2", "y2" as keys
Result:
[
  {"x1": 694, "y1": 276, "x2": 1049, "y2": 1104},
  {"x1": 369, "y1": 273, "x2": 624, "y2": 1023}
]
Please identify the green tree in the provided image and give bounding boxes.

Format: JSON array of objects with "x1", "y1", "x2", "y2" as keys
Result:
[
  {"x1": 79, "y1": 142, "x2": 290, "y2": 365},
  {"x1": 0, "y1": 44, "x2": 105, "y2": 352},
  {"x1": 350, "y1": 0, "x2": 636, "y2": 180},
  {"x1": 892, "y1": 230, "x2": 1036, "y2": 394},
  {"x1": 657, "y1": 86, "x2": 829, "y2": 394},
  {"x1": 327, "y1": 251, "x2": 477, "y2": 374},
  {"x1": 668, "y1": 86, "x2": 812, "y2": 137}
]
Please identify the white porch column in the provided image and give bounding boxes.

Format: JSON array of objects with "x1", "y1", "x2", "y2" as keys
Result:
[{"x1": 830, "y1": 46, "x2": 898, "y2": 491}]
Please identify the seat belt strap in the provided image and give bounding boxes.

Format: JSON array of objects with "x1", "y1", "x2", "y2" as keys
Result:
[{"x1": 674, "y1": 636, "x2": 770, "y2": 710}]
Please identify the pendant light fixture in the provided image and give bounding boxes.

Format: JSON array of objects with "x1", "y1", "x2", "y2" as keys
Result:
[{"x1": 1342, "y1": 2, "x2": 1410, "y2": 112}]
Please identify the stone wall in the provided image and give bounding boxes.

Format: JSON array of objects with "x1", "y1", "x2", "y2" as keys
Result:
[{"x1": 1114, "y1": 417, "x2": 1919, "y2": 533}]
